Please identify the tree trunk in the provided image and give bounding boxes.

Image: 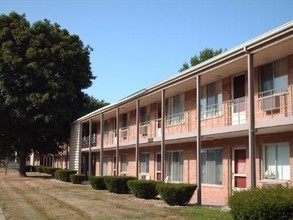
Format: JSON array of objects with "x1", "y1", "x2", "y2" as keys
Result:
[{"x1": 18, "y1": 150, "x2": 27, "y2": 177}]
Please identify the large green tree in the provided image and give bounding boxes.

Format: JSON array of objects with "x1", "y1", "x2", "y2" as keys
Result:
[
  {"x1": 179, "y1": 48, "x2": 225, "y2": 72},
  {"x1": 0, "y1": 12, "x2": 98, "y2": 176}
]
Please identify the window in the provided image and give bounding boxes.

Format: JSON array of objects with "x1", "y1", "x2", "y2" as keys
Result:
[
  {"x1": 262, "y1": 143, "x2": 290, "y2": 180},
  {"x1": 260, "y1": 58, "x2": 288, "y2": 96},
  {"x1": 140, "y1": 153, "x2": 149, "y2": 173},
  {"x1": 103, "y1": 120, "x2": 109, "y2": 139},
  {"x1": 167, "y1": 151, "x2": 183, "y2": 182},
  {"x1": 201, "y1": 81, "x2": 222, "y2": 119},
  {"x1": 201, "y1": 148, "x2": 223, "y2": 185},
  {"x1": 140, "y1": 106, "x2": 150, "y2": 123},
  {"x1": 103, "y1": 156, "x2": 108, "y2": 176},
  {"x1": 122, "y1": 113, "x2": 128, "y2": 128},
  {"x1": 166, "y1": 94, "x2": 185, "y2": 125},
  {"x1": 121, "y1": 154, "x2": 128, "y2": 173}
]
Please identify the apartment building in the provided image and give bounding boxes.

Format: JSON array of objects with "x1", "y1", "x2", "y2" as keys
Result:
[{"x1": 70, "y1": 21, "x2": 293, "y2": 205}]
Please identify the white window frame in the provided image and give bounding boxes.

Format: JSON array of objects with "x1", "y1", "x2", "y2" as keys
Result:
[
  {"x1": 166, "y1": 151, "x2": 184, "y2": 182},
  {"x1": 260, "y1": 57, "x2": 288, "y2": 97},
  {"x1": 201, "y1": 148, "x2": 223, "y2": 185},
  {"x1": 201, "y1": 81, "x2": 222, "y2": 119},
  {"x1": 121, "y1": 154, "x2": 128, "y2": 173},
  {"x1": 139, "y1": 153, "x2": 149, "y2": 174},
  {"x1": 262, "y1": 143, "x2": 290, "y2": 180},
  {"x1": 166, "y1": 93, "x2": 185, "y2": 126}
]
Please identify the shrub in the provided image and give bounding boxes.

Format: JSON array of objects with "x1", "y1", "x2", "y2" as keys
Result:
[
  {"x1": 47, "y1": 167, "x2": 60, "y2": 177},
  {"x1": 156, "y1": 182, "x2": 197, "y2": 206},
  {"x1": 127, "y1": 180, "x2": 158, "y2": 199},
  {"x1": 36, "y1": 166, "x2": 44, "y2": 173},
  {"x1": 89, "y1": 176, "x2": 107, "y2": 190},
  {"x1": 42, "y1": 166, "x2": 49, "y2": 174},
  {"x1": 104, "y1": 176, "x2": 137, "y2": 194},
  {"x1": 229, "y1": 185, "x2": 293, "y2": 220},
  {"x1": 54, "y1": 169, "x2": 77, "y2": 182},
  {"x1": 70, "y1": 174, "x2": 87, "y2": 184}
]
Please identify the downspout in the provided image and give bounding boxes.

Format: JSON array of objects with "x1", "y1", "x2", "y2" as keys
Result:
[
  {"x1": 246, "y1": 47, "x2": 256, "y2": 188},
  {"x1": 196, "y1": 75, "x2": 202, "y2": 205}
]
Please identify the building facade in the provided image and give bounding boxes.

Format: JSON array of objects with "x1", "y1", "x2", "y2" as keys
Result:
[{"x1": 70, "y1": 22, "x2": 293, "y2": 205}]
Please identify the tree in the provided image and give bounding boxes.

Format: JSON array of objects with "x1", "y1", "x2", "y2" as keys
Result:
[
  {"x1": 80, "y1": 95, "x2": 109, "y2": 117},
  {"x1": 179, "y1": 48, "x2": 225, "y2": 72},
  {"x1": 0, "y1": 12, "x2": 96, "y2": 176}
]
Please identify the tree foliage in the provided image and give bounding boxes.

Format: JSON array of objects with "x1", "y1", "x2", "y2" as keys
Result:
[
  {"x1": 0, "y1": 12, "x2": 104, "y2": 176},
  {"x1": 179, "y1": 48, "x2": 225, "y2": 72}
]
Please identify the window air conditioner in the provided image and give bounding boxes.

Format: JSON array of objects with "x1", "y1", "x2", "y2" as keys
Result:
[{"x1": 261, "y1": 95, "x2": 280, "y2": 111}]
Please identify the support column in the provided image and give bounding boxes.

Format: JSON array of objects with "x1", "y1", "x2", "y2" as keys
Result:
[
  {"x1": 247, "y1": 50, "x2": 256, "y2": 188},
  {"x1": 116, "y1": 108, "x2": 120, "y2": 176},
  {"x1": 161, "y1": 90, "x2": 166, "y2": 181},
  {"x1": 88, "y1": 119, "x2": 92, "y2": 177},
  {"x1": 78, "y1": 122, "x2": 82, "y2": 173},
  {"x1": 100, "y1": 114, "x2": 104, "y2": 176},
  {"x1": 135, "y1": 100, "x2": 140, "y2": 178},
  {"x1": 196, "y1": 75, "x2": 202, "y2": 205}
]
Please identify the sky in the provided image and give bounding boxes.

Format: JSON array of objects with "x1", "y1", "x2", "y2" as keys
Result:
[{"x1": 0, "y1": 0, "x2": 292, "y2": 104}]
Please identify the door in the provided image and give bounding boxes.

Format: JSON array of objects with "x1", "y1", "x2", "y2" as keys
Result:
[
  {"x1": 156, "y1": 153, "x2": 162, "y2": 181},
  {"x1": 232, "y1": 149, "x2": 247, "y2": 190},
  {"x1": 156, "y1": 102, "x2": 162, "y2": 137},
  {"x1": 232, "y1": 74, "x2": 246, "y2": 125}
]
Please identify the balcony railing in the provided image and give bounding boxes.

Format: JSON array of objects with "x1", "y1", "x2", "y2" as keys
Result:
[{"x1": 81, "y1": 84, "x2": 293, "y2": 148}]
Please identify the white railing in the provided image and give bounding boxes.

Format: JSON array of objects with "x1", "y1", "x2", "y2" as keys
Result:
[{"x1": 82, "y1": 84, "x2": 293, "y2": 148}]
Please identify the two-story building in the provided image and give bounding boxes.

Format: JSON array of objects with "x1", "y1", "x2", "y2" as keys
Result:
[{"x1": 70, "y1": 21, "x2": 293, "y2": 206}]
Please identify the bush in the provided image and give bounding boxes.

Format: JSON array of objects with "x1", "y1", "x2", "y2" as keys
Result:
[
  {"x1": 47, "y1": 167, "x2": 60, "y2": 176},
  {"x1": 229, "y1": 185, "x2": 293, "y2": 220},
  {"x1": 36, "y1": 166, "x2": 45, "y2": 173},
  {"x1": 70, "y1": 174, "x2": 87, "y2": 184},
  {"x1": 127, "y1": 180, "x2": 158, "y2": 199},
  {"x1": 156, "y1": 182, "x2": 197, "y2": 206},
  {"x1": 55, "y1": 169, "x2": 77, "y2": 182},
  {"x1": 104, "y1": 176, "x2": 137, "y2": 194},
  {"x1": 89, "y1": 176, "x2": 107, "y2": 190},
  {"x1": 42, "y1": 166, "x2": 49, "y2": 174}
]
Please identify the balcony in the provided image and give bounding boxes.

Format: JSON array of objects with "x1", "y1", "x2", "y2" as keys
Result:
[{"x1": 81, "y1": 84, "x2": 293, "y2": 149}]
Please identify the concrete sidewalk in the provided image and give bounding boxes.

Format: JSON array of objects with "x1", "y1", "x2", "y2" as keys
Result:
[{"x1": 0, "y1": 207, "x2": 6, "y2": 220}]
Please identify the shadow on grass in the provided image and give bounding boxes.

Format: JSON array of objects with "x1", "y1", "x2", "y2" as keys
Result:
[{"x1": 26, "y1": 172, "x2": 54, "y2": 179}]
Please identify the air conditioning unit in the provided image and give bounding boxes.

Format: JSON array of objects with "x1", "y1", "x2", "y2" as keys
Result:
[
  {"x1": 140, "y1": 126, "x2": 148, "y2": 136},
  {"x1": 261, "y1": 95, "x2": 280, "y2": 111},
  {"x1": 121, "y1": 129, "x2": 128, "y2": 139}
]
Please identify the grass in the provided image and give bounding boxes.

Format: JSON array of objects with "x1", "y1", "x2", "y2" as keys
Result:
[{"x1": 0, "y1": 168, "x2": 232, "y2": 220}]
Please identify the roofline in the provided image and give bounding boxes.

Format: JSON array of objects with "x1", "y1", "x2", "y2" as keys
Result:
[{"x1": 73, "y1": 20, "x2": 293, "y2": 124}]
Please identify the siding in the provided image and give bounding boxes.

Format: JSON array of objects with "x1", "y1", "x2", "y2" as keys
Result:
[{"x1": 69, "y1": 122, "x2": 80, "y2": 171}]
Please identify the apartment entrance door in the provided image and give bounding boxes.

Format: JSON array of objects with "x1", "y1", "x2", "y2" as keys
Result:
[
  {"x1": 232, "y1": 149, "x2": 247, "y2": 190},
  {"x1": 232, "y1": 74, "x2": 246, "y2": 125},
  {"x1": 156, "y1": 102, "x2": 162, "y2": 137}
]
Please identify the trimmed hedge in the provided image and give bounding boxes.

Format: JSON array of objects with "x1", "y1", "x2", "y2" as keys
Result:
[
  {"x1": 127, "y1": 180, "x2": 158, "y2": 199},
  {"x1": 36, "y1": 166, "x2": 45, "y2": 173},
  {"x1": 156, "y1": 182, "x2": 197, "y2": 206},
  {"x1": 55, "y1": 169, "x2": 77, "y2": 182},
  {"x1": 47, "y1": 167, "x2": 60, "y2": 176},
  {"x1": 104, "y1": 176, "x2": 137, "y2": 194},
  {"x1": 229, "y1": 185, "x2": 293, "y2": 220},
  {"x1": 70, "y1": 174, "x2": 87, "y2": 184},
  {"x1": 89, "y1": 176, "x2": 107, "y2": 190}
]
